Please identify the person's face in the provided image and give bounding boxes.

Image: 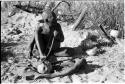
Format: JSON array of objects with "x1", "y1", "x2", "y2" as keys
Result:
[
  {"x1": 36, "y1": 11, "x2": 54, "y2": 34},
  {"x1": 38, "y1": 11, "x2": 53, "y2": 26}
]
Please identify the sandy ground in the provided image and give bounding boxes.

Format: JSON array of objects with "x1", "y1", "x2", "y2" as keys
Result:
[
  {"x1": 1, "y1": 11, "x2": 125, "y2": 83},
  {"x1": 1, "y1": 22, "x2": 125, "y2": 83}
]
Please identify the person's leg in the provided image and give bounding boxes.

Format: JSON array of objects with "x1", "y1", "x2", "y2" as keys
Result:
[
  {"x1": 52, "y1": 41, "x2": 61, "y2": 51},
  {"x1": 34, "y1": 27, "x2": 46, "y2": 58},
  {"x1": 46, "y1": 41, "x2": 60, "y2": 62}
]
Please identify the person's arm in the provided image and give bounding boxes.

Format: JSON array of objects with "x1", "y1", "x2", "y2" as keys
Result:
[
  {"x1": 34, "y1": 26, "x2": 45, "y2": 58},
  {"x1": 29, "y1": 36, "x2": 35, "y2": 50},
  {"x1": 28, "y1": 34, "x2": 35, "y2": 58},
  {"x1": 54, "y1": 24, "x2": 64, "y2": 42}
]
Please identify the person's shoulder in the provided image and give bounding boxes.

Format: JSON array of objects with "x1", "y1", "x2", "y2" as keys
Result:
[
  {"x1": 52, "y1": 22, "x2": 61, "y2": 27},
  {"x1": 56, "y1": 23, "x2": 61, "y2": 27}
]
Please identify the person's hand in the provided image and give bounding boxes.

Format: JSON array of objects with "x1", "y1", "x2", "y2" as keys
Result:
[
  {"x1": 54, "y1": 30, "x2": 58, "y2": 37},
  {"x1": 39, "y1": 55, "x2": 46, "y2": 61}
]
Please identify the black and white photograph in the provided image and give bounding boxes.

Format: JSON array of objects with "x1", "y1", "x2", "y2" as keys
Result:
[{"x1": 1, "y1": 0, "x2": 125, "y2": 83}]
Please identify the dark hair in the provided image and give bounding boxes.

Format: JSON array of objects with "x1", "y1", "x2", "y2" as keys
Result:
[
  {"x1": 42, "y1": 9, "x2": 57, "y2": 24},
  {"x1": 52, "y1": 11, "x2": 57, "y2": 24}
]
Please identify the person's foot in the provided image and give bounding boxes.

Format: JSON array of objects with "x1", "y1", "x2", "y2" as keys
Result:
[{"x1": 40, "y1": 56, "x2": 46, "y2": 61}]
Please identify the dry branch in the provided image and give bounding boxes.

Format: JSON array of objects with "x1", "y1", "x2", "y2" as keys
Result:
[
  {"x1": 52, "y1": 0, "x2": 71, "y2": 12},
  {"x1": 99, "y1": 25, "x2": 115, "y2": 43},
  {"x1": 73, "y1": 7, "x2": 87, "y2": 30}
]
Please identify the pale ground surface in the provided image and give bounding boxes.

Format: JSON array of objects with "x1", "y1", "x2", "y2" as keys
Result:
[{"x1": 1, "y1": 12, "x2": 125, "y2": 83}]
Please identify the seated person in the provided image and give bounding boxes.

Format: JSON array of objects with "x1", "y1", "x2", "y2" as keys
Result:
[{"x1": 28, "y1": 9, "x2": 64, "y2": 61}]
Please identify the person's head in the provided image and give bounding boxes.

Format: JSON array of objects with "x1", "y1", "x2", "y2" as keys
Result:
[
  {"x1": 36, "y1": 10, "x2": 57, "y2": 34},
  {"x1": 37, "y1": 9, "x2": 57, "y2": 26}
]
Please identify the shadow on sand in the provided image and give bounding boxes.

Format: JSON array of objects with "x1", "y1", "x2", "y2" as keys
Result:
[
  {"x1": 1, "y1": 42, "x2": 19, "y2": 61},
  {"x1": 51, "y1": 37, "x2": 114, "y2": 75},
  {"x1": 76, "y1": 63, "x2": 102, "y2": 75}
]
